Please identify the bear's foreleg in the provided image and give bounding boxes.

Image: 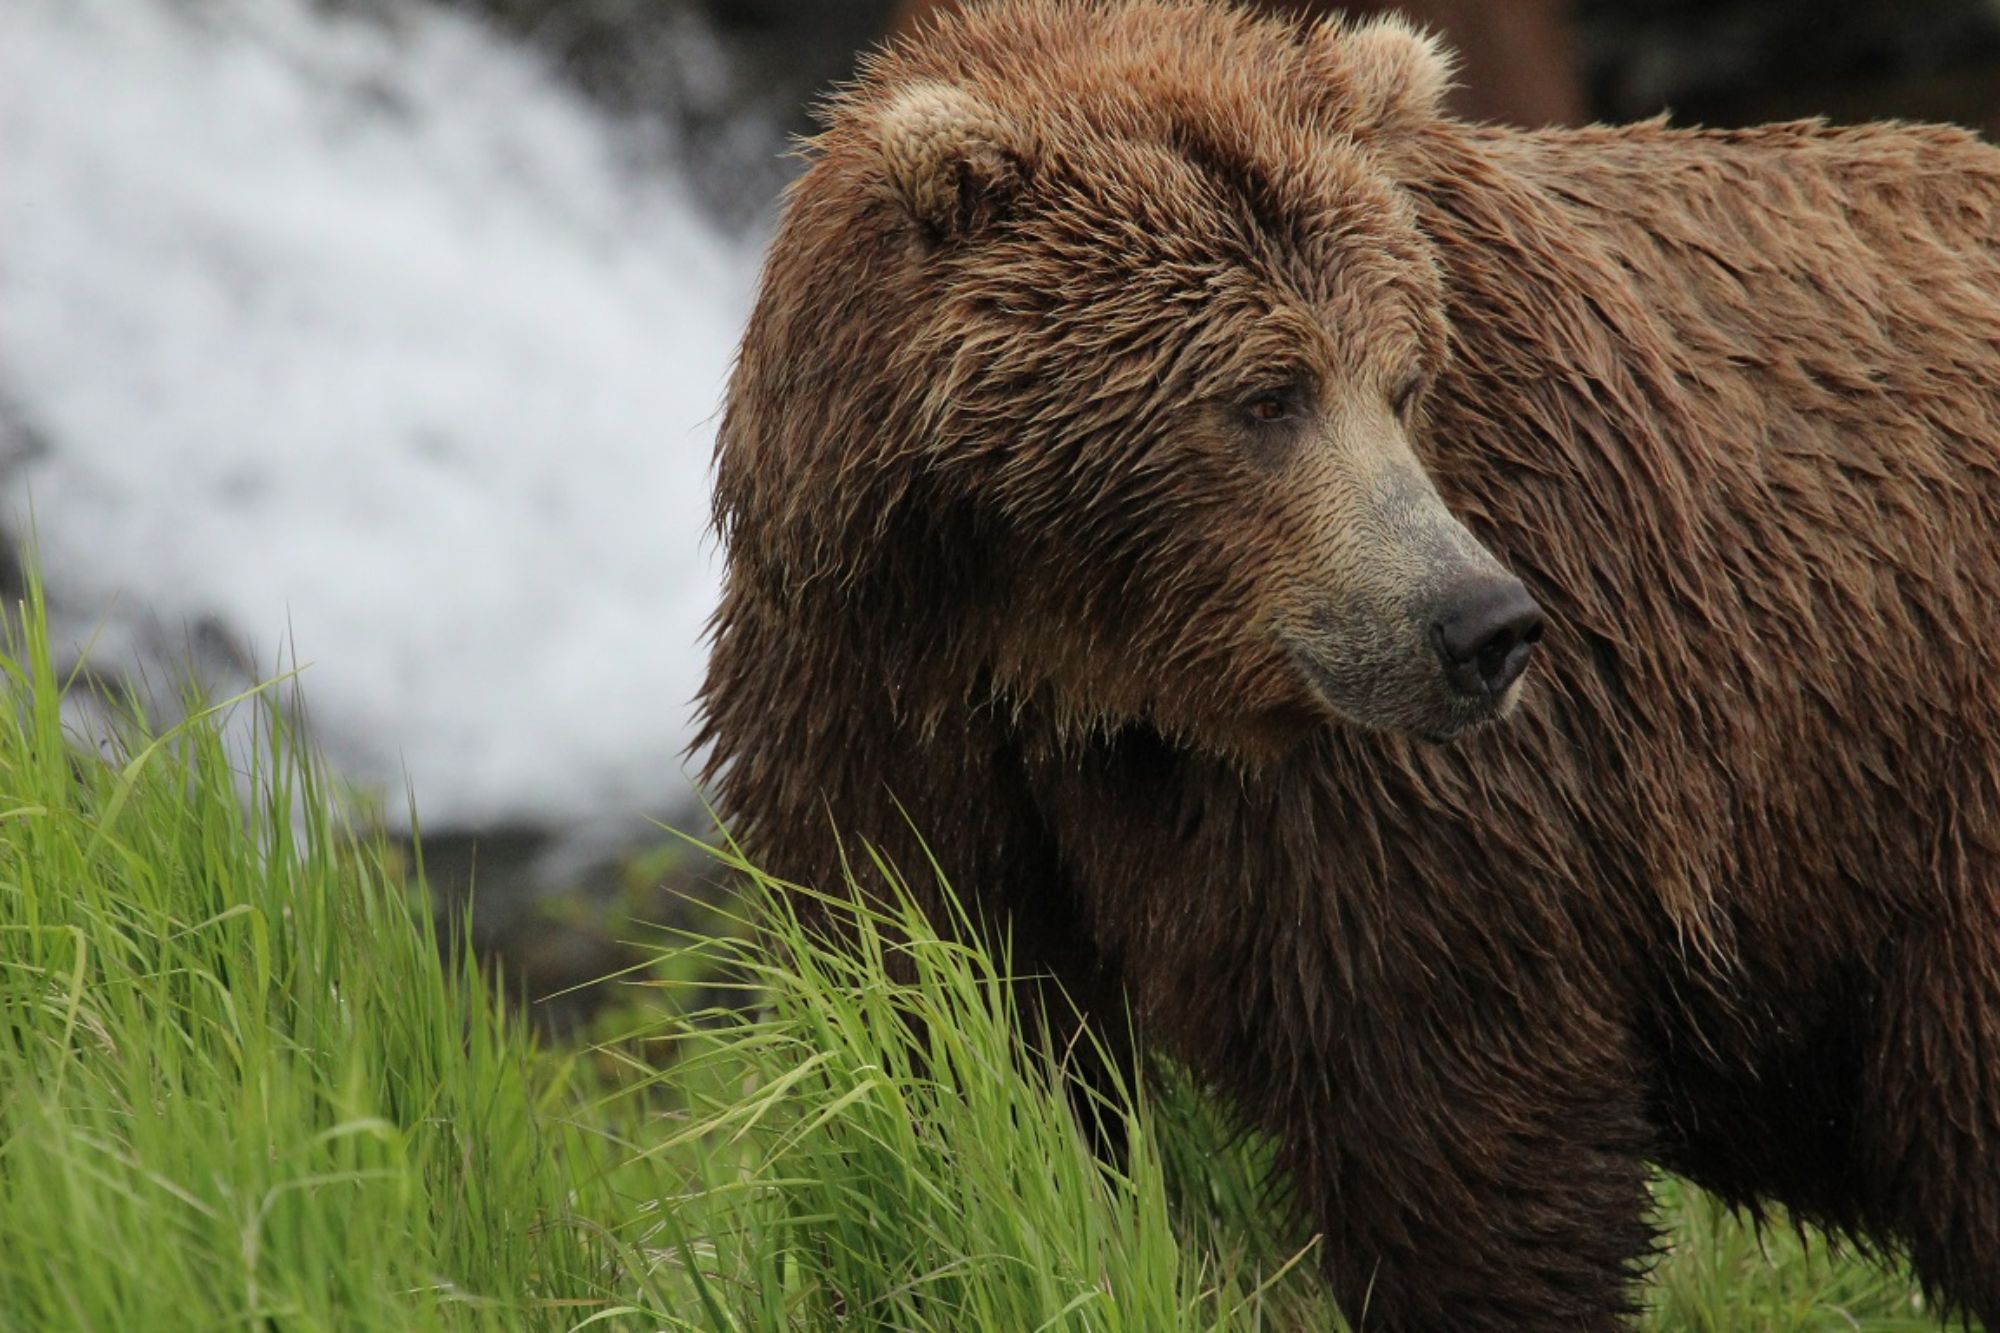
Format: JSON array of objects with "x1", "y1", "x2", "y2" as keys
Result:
[
  {"x1": 1268, "y1": 999, "x2": 1658, "y2": 1330},
  {"x1": 1861, "y1": 914, "x2": 2000, "y2": 1328}
]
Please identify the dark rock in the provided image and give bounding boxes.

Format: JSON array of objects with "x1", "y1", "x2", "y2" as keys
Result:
[
  {"x1": 442, "y1": 0, "x2": 899, "y2": 222},
  {"x1": 0, "y1": 393, "x2": 53, "y2": 603},
  {"x1": 401, "y1": 804, "x2": 735, "y2": 1036},
  {"x1": 1578, "y1": 0, "x2": 2000, "y2": 126}
]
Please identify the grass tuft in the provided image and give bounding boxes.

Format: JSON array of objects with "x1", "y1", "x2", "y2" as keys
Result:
[
  {"x1": 613, "y1": 852, "x2": 1333, "y2": 1330},
  {"x1": 0, "y1": 574, "x2": 634, "y2": 1329}
]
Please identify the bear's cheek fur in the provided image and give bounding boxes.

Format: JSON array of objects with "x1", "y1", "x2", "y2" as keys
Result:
[{"x1": 981, "y1": 518, "x2": 1307, "y2": 750}]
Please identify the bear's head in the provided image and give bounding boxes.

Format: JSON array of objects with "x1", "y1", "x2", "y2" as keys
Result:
[{"x1": 715, "y1": 0, "x2": 1542, "y2": 758}]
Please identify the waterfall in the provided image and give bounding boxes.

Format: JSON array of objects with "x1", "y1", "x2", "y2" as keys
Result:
[{"x1": 0, "y1": 0, "x2": 759, "y2": 842}]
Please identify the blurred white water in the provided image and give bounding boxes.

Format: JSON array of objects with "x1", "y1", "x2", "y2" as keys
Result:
[{"x1": 0, "y1": 0, "x2": 759, "y2": 837}]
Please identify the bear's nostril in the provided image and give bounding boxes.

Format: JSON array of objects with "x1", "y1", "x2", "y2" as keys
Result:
[{"x1": 1433, "y1": 580, "x2": 1545, "y2": 698}]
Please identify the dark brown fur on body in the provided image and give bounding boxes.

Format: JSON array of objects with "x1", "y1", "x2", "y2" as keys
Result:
[{"x1": 698, "y1": 2, "x2": 2000, "y2": 1327}]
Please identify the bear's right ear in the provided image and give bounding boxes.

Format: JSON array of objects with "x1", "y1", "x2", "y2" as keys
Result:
[
  {"x1": 1302, "y1": 14, "x2": 1457, "y2": 137},
  {"x1": 876, "y1": 83, "x2": 1034, "y2": 239}
]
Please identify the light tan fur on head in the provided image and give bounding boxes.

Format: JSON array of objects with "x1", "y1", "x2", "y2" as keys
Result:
[{"x1": 876, "y1": 82, "x2": 1035, "y2": 236}]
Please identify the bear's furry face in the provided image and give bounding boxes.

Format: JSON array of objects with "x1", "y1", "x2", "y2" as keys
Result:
[{"x1": 727, "y1": 4, "x2": 1543, "y2": 755}]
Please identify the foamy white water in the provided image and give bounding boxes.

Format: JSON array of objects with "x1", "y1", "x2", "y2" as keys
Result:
[{"x1": 0, "y1": 0, "x2": 759, "y2": 833}]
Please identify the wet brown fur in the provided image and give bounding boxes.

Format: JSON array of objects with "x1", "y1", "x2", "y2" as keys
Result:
[{"x1": 698, "y1": 2, "x2": 2000, "y2": 1327}]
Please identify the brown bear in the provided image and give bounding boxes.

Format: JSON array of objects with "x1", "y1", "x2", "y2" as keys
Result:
[{"x1": 697, "y1": 2, "x2": 2000, "y2": 1327}]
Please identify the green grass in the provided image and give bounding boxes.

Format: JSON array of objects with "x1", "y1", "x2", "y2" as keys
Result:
[
  {"x1": 0, "y1": 576, "x2": 662, "y2": 1329},
  {"x1": 0, "y1": 573, "x2": 1940, "y2": 1330}
]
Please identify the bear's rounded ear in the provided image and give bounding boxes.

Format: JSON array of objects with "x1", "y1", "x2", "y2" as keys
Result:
[
  {"x1": 1303, "y1": 14, "x2": 1457, "y2": 136},
  {"x1": 875, "y1": 82, "x2": 1034, "y2": 239}
]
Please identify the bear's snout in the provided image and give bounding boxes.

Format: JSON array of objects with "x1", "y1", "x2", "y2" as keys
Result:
[{"x1": 1430, "y1": 579, "x2": 1544, "y2": 699}]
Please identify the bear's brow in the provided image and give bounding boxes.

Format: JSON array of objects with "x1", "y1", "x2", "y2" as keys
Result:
[{"x1": 1163, "y1": 120, "x2": 1310, "y2": 248}]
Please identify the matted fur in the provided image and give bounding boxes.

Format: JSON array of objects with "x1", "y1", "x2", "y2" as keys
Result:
[{"x1": 699, "y1": 1, "x2": 2000, "y2": 1327}]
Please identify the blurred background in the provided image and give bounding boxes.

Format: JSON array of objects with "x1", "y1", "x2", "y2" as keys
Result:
[{"x1": 5, "y1": 0, "x2": 1998, "y2": 1028}]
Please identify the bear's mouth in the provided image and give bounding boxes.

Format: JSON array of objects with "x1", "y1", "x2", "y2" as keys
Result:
[
  {"x1": 1284, "y1": 638, "x2": 1513, "y2": 745},
  {"x1": 1414, "y1": 715, "x2": 1499, "y2": 746}
]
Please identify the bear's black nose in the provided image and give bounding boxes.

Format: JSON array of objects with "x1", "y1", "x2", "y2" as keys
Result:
[{"x1": 1433, "y1": 580, "x2": 1545, "y2": 698}]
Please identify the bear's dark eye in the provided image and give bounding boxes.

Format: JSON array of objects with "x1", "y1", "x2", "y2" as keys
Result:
[
  {"x1": 1245, "y1": 393, "x2": 1291, "y2": 423},
  {"x1": 1391, "y1": 370, "x2": 1427, "y2": 420},
  {"x1": 1240, "y1": 382, "x2": 1312, "y2": 428}
]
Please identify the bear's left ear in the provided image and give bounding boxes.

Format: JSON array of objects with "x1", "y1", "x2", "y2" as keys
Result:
[
  {"x1": 875, "y1": 82, "x2": 1035, "y2": 239},
  {"x1": 1303, "y1": 14, "x2": 1457, "y2": 137}
]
